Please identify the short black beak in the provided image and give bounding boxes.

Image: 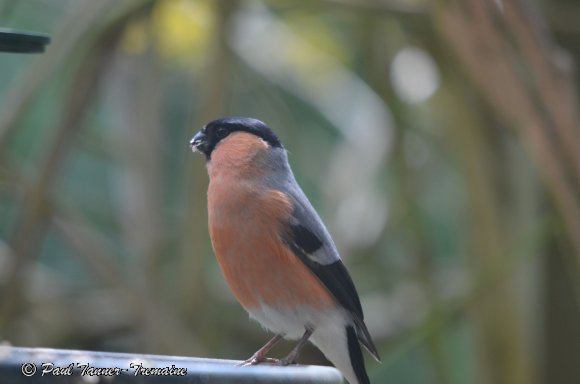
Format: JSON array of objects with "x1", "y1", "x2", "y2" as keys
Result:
[{"x1": 190, "y1": 131, "x2": 208, "y2": 154}]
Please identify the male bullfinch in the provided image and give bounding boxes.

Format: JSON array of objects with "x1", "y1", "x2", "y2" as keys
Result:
[{"x1": 190, "y1": 117, "x2": 380, "y2": 384}]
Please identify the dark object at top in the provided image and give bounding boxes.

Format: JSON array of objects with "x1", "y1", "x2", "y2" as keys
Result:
[{"x1": 0, "y1": 28, "x2": 50, "y2": 53}]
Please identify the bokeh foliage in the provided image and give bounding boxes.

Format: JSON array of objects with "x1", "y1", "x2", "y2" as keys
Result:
[{"x1": 1, "y1": 1, "x2": 579, "y2": 383}]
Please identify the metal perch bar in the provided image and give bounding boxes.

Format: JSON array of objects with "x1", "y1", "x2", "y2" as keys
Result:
[{"x1": 0, "y1": 346, "x2": 343, "y2": 383}]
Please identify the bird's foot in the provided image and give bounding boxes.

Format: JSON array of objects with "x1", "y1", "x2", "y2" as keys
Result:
[
  {"x1": 238, "y1": 355, "x2": 280, "y2": 366},
  {"x1": 238, "y1": 334, "x2": 284, "y2": 367},
  {"x1": 275, "y1": 355, "x2": 297, "y2": 366},
  {"x1": 271, "y1": 328, "x2": 311, "y2": 366}
]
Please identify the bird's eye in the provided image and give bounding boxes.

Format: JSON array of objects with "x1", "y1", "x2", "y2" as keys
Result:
[{"x1": 216, "y1": 127, "x2": 229, "y2": 139}]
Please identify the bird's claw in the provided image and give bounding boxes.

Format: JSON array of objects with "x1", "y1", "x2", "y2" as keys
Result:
[
  {"x1": 238, "y1": 356, "x2": 280, "y2": 366},
  {"x1": 275, "y1": 356, "x2": 297, "y2": 366}
]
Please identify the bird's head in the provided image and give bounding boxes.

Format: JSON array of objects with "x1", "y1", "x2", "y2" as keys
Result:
[{"x1": 190, "y1": 117, "x2": 282, "y2": 160}]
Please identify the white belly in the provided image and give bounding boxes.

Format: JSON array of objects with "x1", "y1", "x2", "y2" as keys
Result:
[
  {"x1": 247, "y1": 303, "x2": 348, "y2": 339},
  {"x1": 247, "y1": 303, "x2": 360, "y2": 384}
]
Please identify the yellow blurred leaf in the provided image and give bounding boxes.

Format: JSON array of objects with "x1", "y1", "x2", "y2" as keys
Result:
[{"x1": 151, "y1": 0, "x2": 213, "y2": 65}]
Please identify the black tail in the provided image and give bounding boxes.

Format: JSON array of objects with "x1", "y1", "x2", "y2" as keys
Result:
[
  {"x1": 346, "y1": 325, "x2": 370, "y2": 384},
  {"x1": 353, "y1": 317, "x2": 381, "y2": 362}
]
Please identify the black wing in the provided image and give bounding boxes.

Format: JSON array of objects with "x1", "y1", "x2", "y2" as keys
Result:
[{"x1": 283, "y1": 222, "x2": 380, "y2": 360}]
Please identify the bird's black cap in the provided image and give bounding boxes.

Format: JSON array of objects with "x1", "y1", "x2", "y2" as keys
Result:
[{"x1": 190, "y1": 117, "x2": 282, "y2": 159}]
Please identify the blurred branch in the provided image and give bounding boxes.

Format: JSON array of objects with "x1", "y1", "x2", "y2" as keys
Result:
[
  {"x1": 100, "y1": 8, "x2": 209, "y2": 354},
  {"x1": 503, "y1": 1, "x2": 580, "y2": 188},
  {"x1": 53, "y1": 211, "x2": 133, "y2": 295},
  {"x1": 105, "y1": 11, "x2": 165, "y2": 306},
  {"x1": 546, "y1": 2, "x2": 580, "y2": 35},
  {"x1": 357, "y1": 15, "x2": 452, "y2": 383},
  {"x1": 268, "y1": 0, "x2": 429, "y2": 17},
  {"x1": 199, "y1": 0, "x2": 238, "y2": 120},
  {"x1": 0, "y1": 8, "x2": 126, "y2": 336},
  {"x1": 0, "y1": 0, "x2": 111, "y2": 147},
  {"x1": 391, "y1": 132, "x2": 453, "y2": 384},
  {"x1": 179, "y1": 0, "x2": 238, "y2": 323},
  {"x1": 433, "y1": 0, "x2": 580, "y2": 288},
  {"x1": 53, "y1": 207, "x2": 205, "y2": 355},
  {"x1": 441, "y1": 75, "x2": 532, "y2": 384},
  {"x1": 375, "y1": 222, "x2": 548, "y2": 375},
  {"x1": 543, "y1": 229, "x2": 580, "y2": 382},
  {"x1": 0, "y1": 0, "x2": 155, "y2": 148}
]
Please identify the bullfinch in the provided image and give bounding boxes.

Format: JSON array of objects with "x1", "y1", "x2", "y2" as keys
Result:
[{"x1": 190, "y1": 117, "x2": 380, "y2": 384}]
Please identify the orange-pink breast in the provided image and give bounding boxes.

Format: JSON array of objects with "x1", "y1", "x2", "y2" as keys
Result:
[{"x1": 207, "y1": 184, "x2": 336, "y2": 311}]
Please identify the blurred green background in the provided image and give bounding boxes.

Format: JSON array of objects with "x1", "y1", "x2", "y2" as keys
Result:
[{"x1": 1, "y1": 0, "x2": 580, "y2": 383}]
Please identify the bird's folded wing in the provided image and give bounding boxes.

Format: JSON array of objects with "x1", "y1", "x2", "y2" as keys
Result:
[{"x1": 279, "y1": 187, "x2": 380, "y2": 361}]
